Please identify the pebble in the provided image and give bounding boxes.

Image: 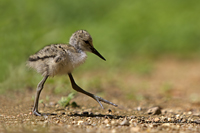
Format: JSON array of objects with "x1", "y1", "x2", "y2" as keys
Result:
[
  {"x1": 149, "y1": 123, "x2": 159, "y2": 128},
  {"x1": 56, "y1": 120, "x2": 60, "y2": 124},
  {"x1": 176, "y1": 114, "x2": 180, "y2": 119},
  {"x1": 81, "y1": 111, "x2": 89, "y2": 116},
  {"x1": 120, "y1": 118, "x2": 130, "y2": 126},
  {"x1": 162, "y1": 123, "x2": 170, "y2": 127},
  {"x1": 188, "y1": 111, "x2": 192, "y2": 115},
  {"x1": 129, "y1": 115, "x2": 137, "y2": 119},
  {"x1": 154, "y1": 117, "x2": 160, "y2": 122},
  {"x1": 103, "y1": 119, "x2": 110, "y2": 124},
  {"x1": 71, "y1": 121, "x2": 76, "y2": 124},
  {"x1": 108, "y1": 109, "x2": 112, "y2": 113},
  {"x1": 137, "y1": 107, "x2": 142, "y2": 111},
  {"x1": 160, "y1": 116, "x2": 168, "y2": 122},
  {"x1": 111, "y1": 120, "x2": 115, "y2": 125},
  {"x1": 147, "y1": 107, "x2": 162, "y2": 115},
  {"x1": 85, "y1": 118, "x2": 91, "y2": 122},
  {"x1": 181, "y1": 119, "x2": 187, "y2": 123},
  {"x1": 77, "y1": 120, "x2": 84, "y2": 125},
  {"x1": 106, "y1": 124, "x2": 111, "y2": 127},
  {"x1": 193, "y1": 120, "x2": 200, "y2": 124}
]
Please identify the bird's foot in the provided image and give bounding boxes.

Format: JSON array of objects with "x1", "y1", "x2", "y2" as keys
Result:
[
  {"x1": 93, "y1": 95, "x2": 118, "y2": 109},
  {"x1": 32, "y1": 109, "x2": 56, "y2": 116},
  {"x1": 32, "y1": 109, "x2": 42, "y2": 116}
]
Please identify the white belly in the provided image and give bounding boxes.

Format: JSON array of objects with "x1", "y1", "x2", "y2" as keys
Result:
[{"x1": 48, "y1": 51, "x2": 87, "y2": 76}]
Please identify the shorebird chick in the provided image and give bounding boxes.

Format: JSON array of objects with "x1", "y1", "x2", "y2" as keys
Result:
[{"x1": 27, "y1": 30, "x2": 117, "y2": 116}]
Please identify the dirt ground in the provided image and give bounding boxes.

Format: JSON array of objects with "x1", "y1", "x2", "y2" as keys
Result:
[{"x1": 0, "y1": 59, "x2": 200, "y2": 133}]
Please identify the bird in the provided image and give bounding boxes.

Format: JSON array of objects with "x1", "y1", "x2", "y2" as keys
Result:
[{"x1": 27, "y1": 30, "x2": 118, "y2": 116}]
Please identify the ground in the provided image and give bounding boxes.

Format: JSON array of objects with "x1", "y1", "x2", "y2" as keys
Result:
[{"x1": 0, "y1": 59, "x2": 200, "y2": 133}]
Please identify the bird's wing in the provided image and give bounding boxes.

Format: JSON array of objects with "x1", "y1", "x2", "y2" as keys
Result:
[{"x1": 28, "y1": 44, "x2": 75, "y2": 62}]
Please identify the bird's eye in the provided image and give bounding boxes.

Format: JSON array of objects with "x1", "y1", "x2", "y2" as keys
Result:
[{"x1": 84, "y1": 40, "x2": 89, "y2": 44}]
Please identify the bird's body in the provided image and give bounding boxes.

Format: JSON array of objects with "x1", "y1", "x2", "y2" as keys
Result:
[
  {"x1": 27, "y1": 30, "x2": 117, "y2": 116},
  {"x1": 28, "y1": 44, "x2": 87, "y2": 76}
]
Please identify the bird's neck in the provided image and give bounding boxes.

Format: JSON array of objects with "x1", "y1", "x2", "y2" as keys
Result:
[
  {"x1": 69, "y1": 46, "x2": 87, "y2": 68},
  {"x1": 69, "y1": 43, "x2": 83, "y2": 53}
]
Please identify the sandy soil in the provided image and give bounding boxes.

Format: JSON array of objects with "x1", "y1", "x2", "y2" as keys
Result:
[{"x1": 0, "y1": 59, "x2": 200, "y2": 132}]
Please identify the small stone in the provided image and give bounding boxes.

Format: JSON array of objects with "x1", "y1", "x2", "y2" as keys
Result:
[
  {"x1": 188, "y1": 111, "x2": 192, "y2": 115},
  {"x1": 162, "y1": 123, "x2": 170, "y2": 127},
  {"x1": 149, "y1": 123, "x2": 159, "y2": 128},
  {"x1": 51, "y1": 116, "x2": 56, "y2": 119},
  {"x1": 56, "y1": 120, "x2": 60, "y2": 124},
  {"x1": 137, "y1": 107, "x2": 142, "y2": 111},
  {"x1": 77, "y1": 120, "x2": 84, "y2": 125},
  {"x1": 193, "y1": 120, "x2": 200, "y2": 124},
  {"x1": 171, "y1": 118, "x2": 175, "y2": 122},
  {"x1": 85, "y1": 118, "x2": 91, "y2": 122},
  {"x1": 108, "y1": 109, "x2": 112, "y2": 113},
  {"x1": 103, "y1": 119, "x2": 110, "y2": 124},
  {"x1": 176, "y1": 114, "x2": 180, "y2": 119},
  {"x1": 154, "y1": 117, "x2": 160, "y2": 122},
  {"x1": 82, "y1": 111, "x2": 89, "y2": 116},
  {"x1": 120, "y1": 118, "x2": 130, "y2": 126},
  {"x1": 147, "y1": 107, "x2": 162, "y2": 115},
  {"x1": 160, "y1": 116, "x2": 168, "y2": 122},
  {"x1": 106, "y1": 124, "x2": 111, "y2": 127},
  {"x1": 44, "y1": 115, "x2": 48, "y2": 119},
  {"x1": 91, "y1": 123, "x2": 97, "y2": 126},
  {"x1": 111, "y1": 120, "x2": 116, "y2": 125},
  {"x1": 71, "y1": 121, "x2": 76, "y2": 124},
  {"x1": 31, "y1": 122, "x2": 36, "y2": 125},
  {"x1": 176, "y1": 125, "x2": 180, "y2": 129},
  {"x1": 129, "y1": 115, "x2": 137, "y2": 119},
  {"x1": 181, "y1": 119, "x2": 187, "y2": 123},
  {"x1": 55, "y1": 104, "x2": 60, "y2": 108}
]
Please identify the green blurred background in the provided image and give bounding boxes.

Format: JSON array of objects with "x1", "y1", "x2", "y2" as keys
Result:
[{"x1": 0, "y1": 0, "x2": 200, "y2": 93}]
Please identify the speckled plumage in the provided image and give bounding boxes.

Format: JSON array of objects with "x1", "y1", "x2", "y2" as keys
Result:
[
  {"x1": 27, "y1": 30, "x2": 94, "y2": 76},
  {"x1": 27, "y1": 30, "x2": 117, "y2": 116},
  {"x1": 28, "y1": 44, "x2": 87, "y2": 76}
]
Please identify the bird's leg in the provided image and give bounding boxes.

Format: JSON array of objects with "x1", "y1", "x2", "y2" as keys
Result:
[
  {"x1": 32, "y1": 76, "x2": 49, "y2": 116},
  {"x1": 68, "y1": 73, "x2": 118, "y2": 108}
]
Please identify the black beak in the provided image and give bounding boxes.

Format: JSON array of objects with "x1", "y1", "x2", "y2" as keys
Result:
[{"x1": 91, "y1": 47, "x2": 106, "y2": 61}]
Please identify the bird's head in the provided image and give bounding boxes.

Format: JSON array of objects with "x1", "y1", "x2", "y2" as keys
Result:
[{"x1": 69, "y1": 30, "x2": 106, "y2": 61}]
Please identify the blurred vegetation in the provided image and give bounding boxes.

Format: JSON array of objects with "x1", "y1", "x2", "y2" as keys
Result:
[
  {"x1": 0, "y1": 0, "x2": 200, "y2": 92},
  {"x1": 58, "y1": 93, "x2": 76, "y2": 108}
]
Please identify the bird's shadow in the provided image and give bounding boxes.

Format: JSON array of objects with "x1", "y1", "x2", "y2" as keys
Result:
[
  {"x1": 68, "y1": 113, "x2": 125, "y2": 119},
  {"x1": 40, "y1": 112, "x2": 125, "y2": 119}
]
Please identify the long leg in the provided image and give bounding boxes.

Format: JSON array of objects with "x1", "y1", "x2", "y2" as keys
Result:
[
  {"x1": 68, "y1": 73, "x2": 118, "y2": 108},
  {"x1": 32, "y1": 75, "x2": 48, "y2": 116}
]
